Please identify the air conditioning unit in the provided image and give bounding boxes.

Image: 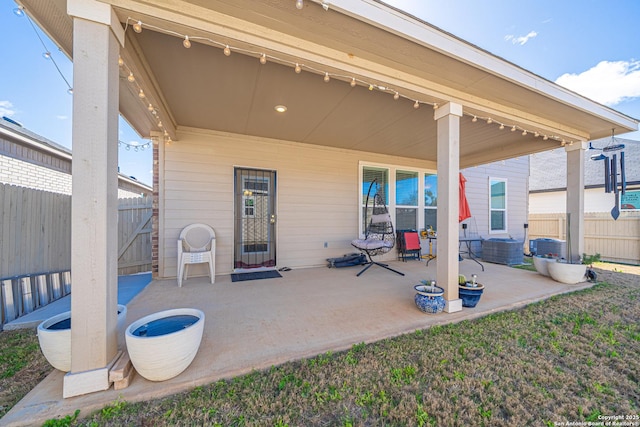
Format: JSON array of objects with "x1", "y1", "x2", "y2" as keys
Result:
[{"x1": 481, "y1": 238, "x2": 523, "y2": 265}]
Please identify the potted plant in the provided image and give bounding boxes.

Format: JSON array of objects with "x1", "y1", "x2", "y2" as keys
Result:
[
  {"x1": 582, "y1": 252, "x2": 600, "y2": 282},
  {"x1": 458, "y1": 274, "x2": 484, "y2": 308},
  {"x1": 413, "y1": 280, "x2": 445, "y2": 314},
  {"x1": 532, "y1": 253, "x2": 559, "y2": 277}
]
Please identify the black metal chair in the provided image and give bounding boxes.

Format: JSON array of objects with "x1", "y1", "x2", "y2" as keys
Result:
[{"x1": 351, "y1": 179, "x2": 404, "y2": 277}]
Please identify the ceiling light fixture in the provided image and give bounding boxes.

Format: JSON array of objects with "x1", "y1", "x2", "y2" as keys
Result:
[{"x1": 274, "y1": 105, "x2": 287, "y2": 113}]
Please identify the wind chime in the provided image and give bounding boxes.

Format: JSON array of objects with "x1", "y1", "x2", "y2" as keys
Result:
[{"x1": 590, "y1": 130, "x2": 626, "y2": 219}]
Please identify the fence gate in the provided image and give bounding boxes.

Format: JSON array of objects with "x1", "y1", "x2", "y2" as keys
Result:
[{"x1": 118, "y1": 196, "x2": 153, "y2": 275}]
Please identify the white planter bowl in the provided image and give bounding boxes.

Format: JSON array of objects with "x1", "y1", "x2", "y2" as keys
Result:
[
  {"x1": 37, "y1": 304, "x2": 127, "y2": 372},
  {"x1": 532, "y1": 256, "x2": 555, "y2": 276},
  {"x1": 125, "y1": 308, "x2": 205, "y2": 381},
  {"x1": 547, "y1": 261, "x2": 587, "y2": 285}
]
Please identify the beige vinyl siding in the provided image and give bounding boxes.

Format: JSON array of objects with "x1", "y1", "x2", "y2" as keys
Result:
[
  {"x1": 160, "y1": 128, "x2": 434, "y2": 278},
  {"x1": 461, "y1": 156, "x2": 529, "y2": 241}
]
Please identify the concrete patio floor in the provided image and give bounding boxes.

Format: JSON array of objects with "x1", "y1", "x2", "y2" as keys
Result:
[{"x1": 3, "y1": 259, "x2": 593, "y2": 426}]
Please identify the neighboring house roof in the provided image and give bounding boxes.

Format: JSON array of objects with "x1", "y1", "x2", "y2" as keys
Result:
[
  {"x1": 0, "y1": 116, "x2": 152, "y2": 194},
  {"x1": 529, "y1": 137, "x2": 640, "y2": 192}
]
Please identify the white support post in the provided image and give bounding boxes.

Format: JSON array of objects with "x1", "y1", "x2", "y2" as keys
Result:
[
  {"x1": 435, "y1": 102, "x2": 463, "y2": 313},
  {"x1": 565, "y1": 141, "x2": 587, "y2": 263},
  {"x1": 64, "y1": 0, "x2": 124, "y2": 398}
]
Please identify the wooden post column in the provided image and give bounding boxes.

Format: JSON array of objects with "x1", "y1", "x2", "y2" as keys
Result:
[
  {"x1": 64, "y1": 0, "x2": 124, "y2": 398},
  {"x1": 435, "y1": 102, "x2": 463, "y2": 313},
  {"x1": 565, "y1": 141, "x2": 587, "y2": 263}
]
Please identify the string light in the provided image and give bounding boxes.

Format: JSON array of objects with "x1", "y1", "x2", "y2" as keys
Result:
[
  {"x1": 119, "y1": 139, "x2": 152, "y2": 150},
  {"x1": 15, "y1": 6, "x2": 73, "y2": 94},
  {"x1": 295, "y1": 0, "x2": 304, "y2": 10},
  {"x1": 133, "y1": 21, "x2": 143, "y2": 33},
  {"x1": 138, "y1": 89, "x2": 145, "y2": 98},
  {"x1": 120, "y1": 17, "x2": 575, "y2": 147},
  {"x1": 127, "y1": 72, "x2": 135, "y2": 82}
]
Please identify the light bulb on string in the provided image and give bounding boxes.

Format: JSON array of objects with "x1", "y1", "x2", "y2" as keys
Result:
[
  {"x1": 486, "y1": 118, "x2": 493, "y2": 124},
  {"x1": 118, "y1": 56, "x2": 124, "y2": 67},
  {"x1": 294, "y1": 63, "x2": 301, "y2": 73},
  {"x1": 511, "y1": 125, "x2": 516, "y2": 132},
  {"x1": 67, "y1": 88, "x2": 73, "y2": 95},
  {"x1": 413, "y1": 100, "x2": 420, "y2": 109},
  {"x1": 323, "y1": 72, "x2": 330, "y2": 82},
  {"x1": 183, "y1": 36, "x2": 191, "y2": 48},
  {"x1": 543, "y1": 135, "x2": 549, "y2": 140},
  {"x1": 223, "y1": 45, "x2": 231, "y2": 56},
  {"x1": 522, "y1": 130, "x2": 527, "y2": 136},
  {"x1": 432, "y1": 103, "x2": 438, "y2": 110},
  {"x1": 133, "y1": 21, "x2": 142, "y2": 33},
  {"x1": 368, "y1": 84, "x2": 374, "y2": 91},
  {"x1": 138, "y1": 89, "x2": 145, "y2": 98},
  {"x1": 42, "y1": 52, "x2": 51, "y2": 59},
  {"x1": 499, "y1": 124, "x2": 505, "y2": 130},
  {"x1": 393, "y1": 92, "x2": 399, "y2": 100},
  {"x1": 472, "y1": 116, "x2": 477, "y2": 122},
  {"x1": 127, "y1": 72, "x2": 135, "y2": 82},
  {"x1": 13, "y1": 6, "x2": 25, "y2": 17},
  {"x1": 148, "y1": 104, "x2": 154, "y2": 112},
  {"x1": 260, "y1": 53, "x2": 267, "y2": 64},
  {"x1": 296, "y1": 0, "x2": 304, "y2": 10},
  {"x1": 351, "y1": 78, "x2": 356, "y2": 87}
]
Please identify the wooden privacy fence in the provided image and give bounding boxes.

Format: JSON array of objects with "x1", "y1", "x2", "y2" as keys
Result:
[
  {"x1": 1, "y1": 183, "x2": 152, "y2": 327},
  {"x1": 528, "y1": 212, "x2": 640, "y2": 265},
  {"x1": 117, "y1": 196, "x2": 153, "y2": 275}
]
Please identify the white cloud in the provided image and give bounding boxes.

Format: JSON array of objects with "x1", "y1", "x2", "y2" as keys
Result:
[
  {"x1": 555, "y1": 60, "x2": 640, "y2": 106},
  {"x1": 0, "y1": 100, "x2": 15, "y2": 117},
  {"x1": 504, "y1": 30, "x2": 538, "y2": 46}
]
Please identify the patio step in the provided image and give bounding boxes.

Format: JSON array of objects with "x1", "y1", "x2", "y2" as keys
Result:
[{"x1": 109, "y1": 351, "x2": 135, "y2": 390}]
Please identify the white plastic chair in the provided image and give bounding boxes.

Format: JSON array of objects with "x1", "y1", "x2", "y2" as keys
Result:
[{"x1": 177, "y1": 223, "x2": 216, "y2": 287}]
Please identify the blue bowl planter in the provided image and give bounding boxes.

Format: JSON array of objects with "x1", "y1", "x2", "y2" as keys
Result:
[
  {"x1": 414, "y1": 283, "x2": 445, "y2": 314},
  {"x1": 37, "y1": 304, "x2": 127, "y2": 372},
  {"x1": 125, "y1": 308, "x2": 205, "y2": 381},
  {"x1": 458, "y1": 283, "x2": 484, "y2": 308}
]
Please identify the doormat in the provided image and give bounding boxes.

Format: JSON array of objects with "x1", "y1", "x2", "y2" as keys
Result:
[{"x1": 231, "y1": 270, "x2": 282, "y2": 282}]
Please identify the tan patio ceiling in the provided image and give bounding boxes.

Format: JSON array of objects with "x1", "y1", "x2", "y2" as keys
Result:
[{"x1": 20, "y1": 0, "x2": 638, "y2": 168}]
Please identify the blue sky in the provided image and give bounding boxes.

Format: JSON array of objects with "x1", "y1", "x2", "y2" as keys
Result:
[{"x1": 1, "y1": 1, "x2": 639, "y2": 186}]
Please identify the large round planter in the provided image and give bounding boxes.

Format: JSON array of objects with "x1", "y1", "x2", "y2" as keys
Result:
[
  {"x1": 547, "y1": 261, "x2": 587, "y2": 285},
  {"x1": 458, "y1": 284, "x2": 484, "y2": 308},
  {"x1": 37, "y1": 304, "x2": 127, "y2": 372},
  {"x1": 125, "y1": 308, "x2": 205, "y2": 381},
  {"x1": 532, "y1": 256, "x2": 555, "y2": 276},
  {"x1": 414, "y1": 284, "x2": 445, "y2": 314}
]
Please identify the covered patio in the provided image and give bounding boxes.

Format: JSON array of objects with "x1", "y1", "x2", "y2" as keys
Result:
[
  {"x1": 4, "y1": 260, "x2": 593, "y2": 425},
  {"x1": 14, "y1": 0, "x2": 638, "y2": 404}
]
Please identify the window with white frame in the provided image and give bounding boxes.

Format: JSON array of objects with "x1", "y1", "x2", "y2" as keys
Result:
[
  {"x1": 489, "y1": 177, "x2": 507, "y2": 233},
  {"x1": 361, "y1": 166, "x2": 389, "y2": 232},
  {"x1": 359, "y1": 164, "x2": 436, "y2": 236},
  {"x1": 424, "y1": 173, "x2": 437, "y2": 231},
  {"x1": 396, "y1": 170, "x2": 418, "y2": 230}
]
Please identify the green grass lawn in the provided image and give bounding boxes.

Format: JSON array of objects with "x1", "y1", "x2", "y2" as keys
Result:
[{"x1": 2, "y1": 279, "x2": 639, "y2": 426}]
